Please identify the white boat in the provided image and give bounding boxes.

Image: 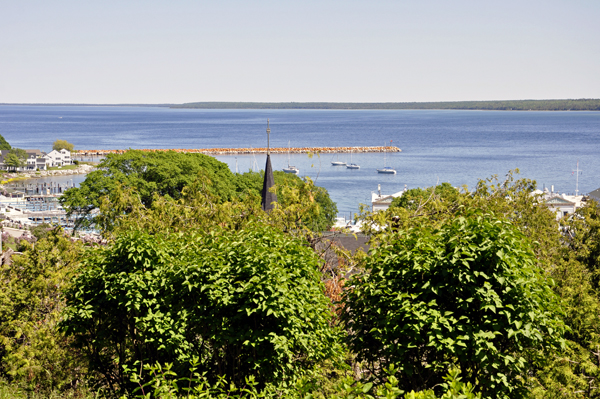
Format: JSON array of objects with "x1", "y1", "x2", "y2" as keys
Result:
[
  {"x1": 376, "y1": 166, "x2": 396, "y2": 174},
  {"x1": 346, "y1": 149, "x2": 360, "y2": 169},
  {"x1": 283, "y1": 141, "x2": 299, "y2": 174},
  {"x1": 283, "y1": 165, "x2": 299, "y2": 174},
  {"x1": 377, "y1": 144, "x2": 396, "y2": 174},
  {"x1": 331, "y1": 153, "x2": 346, "y2": 166}
]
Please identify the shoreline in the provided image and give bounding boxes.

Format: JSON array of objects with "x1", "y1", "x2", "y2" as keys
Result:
[{"x1": 1, "y1": 164, "x2": 95, "y2": 184}]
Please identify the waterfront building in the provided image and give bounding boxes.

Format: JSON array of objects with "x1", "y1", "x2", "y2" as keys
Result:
[
  {"x1": 44, "y1": 149, "x2": 72, "y2": 167},
  {"x1": 371, "y1": 184, "x2": 405, "y2": 212}
]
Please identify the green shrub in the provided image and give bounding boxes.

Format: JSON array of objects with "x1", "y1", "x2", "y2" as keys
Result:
[
  {"x1": 342, "y1": 212, "x2": 564, "y2": 398},
  {"x1": 0, "y1": 228, "x2": 86, "y2": 393},
  {"x1": 61, "y1": 224, "x2": 340, "y2": 396}
]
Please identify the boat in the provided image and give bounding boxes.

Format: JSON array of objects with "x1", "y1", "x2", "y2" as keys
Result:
[
  {"x1": 346, "y1": 149, "x2": 360, "y2": 169},
  {"x1": 283, "y1": 165, "x2": 299, "y2": 174},
  {"x1": 283, "y1": 141, "x2": 299, "y2": 174},
  {"x1": 376, "y1": 166, "x2": 396, "y2": 174},
  {"x1": 331, "y1": 153, "x2": 346, "y2": 166},
  {"x1": 377, "y1": 143, "x2": 396, "y2": 174}
]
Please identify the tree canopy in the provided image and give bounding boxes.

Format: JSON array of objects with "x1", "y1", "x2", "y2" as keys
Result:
[
  {"x1": 52, "y1": 139, "x2": 75, "y2": 152},
  {"x1": 343, "y1": 212, "x2": 564, "y2": 397},
  {"x1": 0, "y1": 134, "x2": 11, "y2": 150},
  {"x1": 3, "y1": 149, "x2": 27, "y2": 171},
  {"x1": 60, "y1": 150, "x2": 337, "y2": 232},
  {"x1": 60, "y1": 225, "x2": 339, "y2": 394}
]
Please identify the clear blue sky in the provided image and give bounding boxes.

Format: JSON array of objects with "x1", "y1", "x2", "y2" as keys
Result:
[{"x1": 1, "y1": 0, "x2": 599, "y2": 103}]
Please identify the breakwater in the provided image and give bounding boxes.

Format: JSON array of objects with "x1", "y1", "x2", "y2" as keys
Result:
[{"x1": 73, "y1": 146, "x2": 401, "y2": 156}]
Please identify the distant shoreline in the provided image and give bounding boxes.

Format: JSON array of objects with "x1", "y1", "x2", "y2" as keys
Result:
[{"x1": 1, "y1": 99, "x2": 600, "y2": 111}]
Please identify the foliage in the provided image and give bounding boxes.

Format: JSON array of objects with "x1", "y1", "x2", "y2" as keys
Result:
[
  {"x1": 390, "y1": 182, "x2": 459, "y2": 212},
  {"x1": 30, "y1": 223, "x2": 53, "y2": 241},
  {"x1": 0, "y1": 135, "x2": 11, "y2": 151},
  {"x1": 0, "y1": 228, "x2": 86, "y2": 393},
  {"x1": 564, "y1": 200, "x2": 600, "y2": 291},
  {"x1": 232, "y1": 169, "x2": 338, "y2": 231},
  {"x1": 174, "y1": 99, "x2": 600, "y2": 111},
  {"x1": 343, "y1": 212, "x2": 564, "y2": 398},
  {"x1": 61, "y1": 150, "x2": 337, "y2": 233},
  {"x1": 59, "y1": 150, "x2": 237, "y2": 230},
  {"x1": 3, "y1": 149, "x2": 27, "y2": 171},
  {"x1": 52, "y1": 140, "x2": 75, "y2": 152},
  {"x1": 526, "y1": 200, "x2": 600, "y2": 398},
  {"x1": 60, "y1": 224, "x2": 340, "y2": 396},
  {"x1": 119, "y1": 362, "x2": 479, "y2": 399}
]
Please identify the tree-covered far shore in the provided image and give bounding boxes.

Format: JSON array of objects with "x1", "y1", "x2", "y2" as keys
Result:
[
  {"x1": 172, "y1": 98, "x2": 600, "y2": 111},
  {"x1": 4, "y1": 98, "x2": 599, "y2": 111}
]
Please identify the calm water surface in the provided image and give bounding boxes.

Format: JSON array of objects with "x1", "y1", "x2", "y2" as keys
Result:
[{"x1": 1, "y1": 106, "x2": 599, "y2": 214}]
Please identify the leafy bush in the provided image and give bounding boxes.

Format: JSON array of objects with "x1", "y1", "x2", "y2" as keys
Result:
[
  {"x1": 30, "y1": 223, "x2": 53, "y2": 241},
  {"x1": 61, "y1": 224, "x2": 340, "y2": 396},
  {"x1": 342, "y1": 212, "x2": 564, "y2": 398},
  {"x1": 0, "y1": 228, "x2": 86, "y2": 393}
]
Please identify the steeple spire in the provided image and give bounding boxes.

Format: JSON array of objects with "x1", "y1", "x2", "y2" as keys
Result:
[{"x1": 261, "y1": 119, "x2": 277, "y2": 212}]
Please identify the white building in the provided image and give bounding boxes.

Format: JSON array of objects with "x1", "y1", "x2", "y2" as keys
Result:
[
  {"x1": 44, "y1": 149, "x2": 72, "y2": 167},
  {"x1": 371, "y1": 184, "x2": 406, "y2": 212},
  {"x1": 25, "y1": 150, "x2": 48, "y2": 171},
  {"x1": 535, "y1": 187, "x2": 586, "y2": 219}
]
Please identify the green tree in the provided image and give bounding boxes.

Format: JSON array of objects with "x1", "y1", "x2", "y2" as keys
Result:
[
  {"x1": 0, "y1": 228, "x2": 86, "y2": 393},
  {"x1": 3, "y1": 149, "x2": 26, "y2": 171},
  {"x1": 234, "y1": 170, "x2": 338, "y2": 231},
  {"x1": 59, "y1": 150, "x2": 238, "y2": 230},
  {"x1": 60, "y1": 224, "x2": 340, "y2": 395},
  {"x1": 390, "y1": 182, "x2": 459, "y2": 212},
  {"x1": 52, "y1": 139, "x2": 74, "y2": 152},
  {"x1": 358, "y1": 172, "x2": 600, "y2": 397},
  {"x1": 0, "y1": 135, "x2": 11, "y2": 151},
  {"x1": 343, "y1": 212, "x2": 564, "y2": 398}
]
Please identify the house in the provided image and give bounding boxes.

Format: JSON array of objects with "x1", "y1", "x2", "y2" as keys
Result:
[
  {"x1": 0, "y1": 150, "x2": 46, "y2": 172},
  {"x1": 371, "y1": 184, "x2": 406, "y2": 212},
  {"x1": 0, "y1": 149, "x2": 52, "y2": 172},
  {"x1": 545, "y1": 196, "x2": 578, "y2": 219},
  {"x1": 25, "y1": 150, "x2": 48, "y2": 171},
  {"x1": 44, "y1": 149, "x2": 72, "y2": 167}
]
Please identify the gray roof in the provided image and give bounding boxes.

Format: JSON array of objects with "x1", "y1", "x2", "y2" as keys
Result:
[
  {"x1": 545, "y1": 196, "x2": 575, "y2": 206},
  {"x1": 589, "y1": 188, "x2": 600, "y2": 202}
]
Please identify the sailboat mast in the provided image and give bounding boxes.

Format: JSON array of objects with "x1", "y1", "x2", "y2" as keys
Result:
[{"x1": 574, "y1": 160, "x2": 582, "y2": 196}]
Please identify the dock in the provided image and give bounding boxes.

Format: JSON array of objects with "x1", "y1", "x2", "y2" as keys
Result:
[{"x1": 73, "y1": 146, "x2": 401, "y2": 156}]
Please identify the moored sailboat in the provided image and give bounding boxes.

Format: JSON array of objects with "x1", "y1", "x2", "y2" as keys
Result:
[
  {"x1": 346, "y1": 149, "x2": 360, "y2": 169},
  {"x1": 377, "y1": 141, "x2": 396, "y2": 174},
  {"x1": 283, "y1": 140, "x2": 299, "y2": 174}
]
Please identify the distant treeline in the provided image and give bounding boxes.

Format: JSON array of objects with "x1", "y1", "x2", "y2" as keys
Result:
[{"x1": 173, "y1": 99, "x2": 600, "y2": 111}]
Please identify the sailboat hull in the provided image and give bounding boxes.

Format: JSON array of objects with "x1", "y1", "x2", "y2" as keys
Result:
[{"x1": 331, "y1": 161, "x2": 346, "y2": 166}]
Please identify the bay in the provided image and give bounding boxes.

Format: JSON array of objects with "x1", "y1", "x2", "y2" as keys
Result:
[{"x1": 1, "y1": 105, "x2": 599, "y2": 215}]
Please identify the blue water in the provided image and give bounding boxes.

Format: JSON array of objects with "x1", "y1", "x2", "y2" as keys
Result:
[{"x1": 1, "y1": 105, "x2": 599, "y2": 214}]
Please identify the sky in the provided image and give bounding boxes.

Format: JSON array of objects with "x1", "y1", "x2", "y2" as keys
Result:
[{"x1": 1, "y1": 0, "x2": 599, "y2": 104}]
